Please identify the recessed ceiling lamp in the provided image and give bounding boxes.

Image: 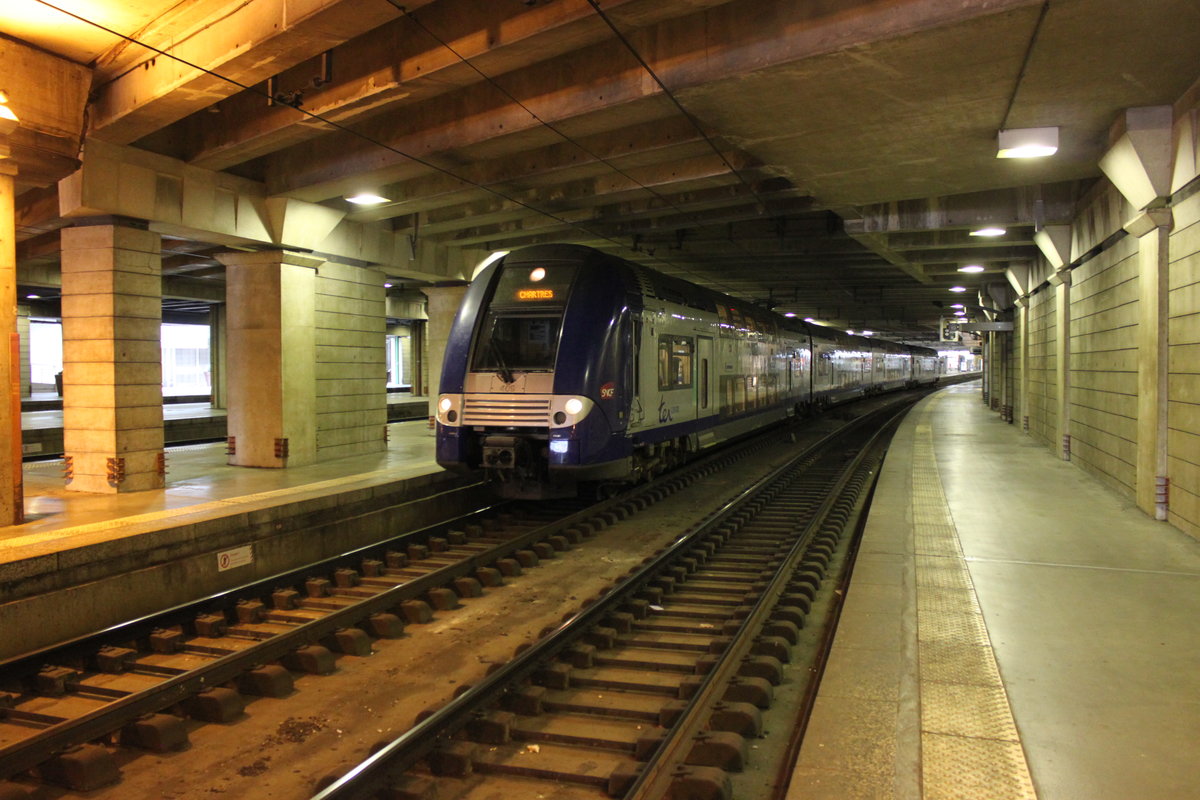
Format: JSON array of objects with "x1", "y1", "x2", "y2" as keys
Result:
[
  {"x1": 970, "y1": 226, "x2": 1006, "y2": 237},
  {"x1": 345, "y1": 192, "x2": 390, "y2": 205},
  {"x1": 958, "y1": 265, "x2": 985, "y2": 273},
  {"x1": 949, "y1": 286, "x2": 968, "y2": 293},
  {"x1": 997, "y1": 127, "x2": 1058, "y2": 158}
]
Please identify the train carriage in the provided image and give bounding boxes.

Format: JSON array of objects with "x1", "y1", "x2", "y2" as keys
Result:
[{"x1": 436, "y1": 244, "x2": 939, "y2": 498}]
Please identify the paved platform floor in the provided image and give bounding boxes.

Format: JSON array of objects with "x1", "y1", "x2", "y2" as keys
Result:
[
  {"x1": 2, "y1": 418, "x2": 442, "y2": 547},
  {"x1": 789, "y1": 382, "x2": 1200, "y2": 799}
]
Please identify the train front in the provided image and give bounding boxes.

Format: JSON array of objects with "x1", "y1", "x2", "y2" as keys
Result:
[{"x1": 434, "y1": 246, "x2": 636, "y2": 498}]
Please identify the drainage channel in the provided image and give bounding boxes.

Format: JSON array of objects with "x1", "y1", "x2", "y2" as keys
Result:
[
  {"x1": 311, "y1": 397, "x2": 913, "y2": 800},
  {"x1": 0, "y1": 405, "x2": 814, "y2": 798}
]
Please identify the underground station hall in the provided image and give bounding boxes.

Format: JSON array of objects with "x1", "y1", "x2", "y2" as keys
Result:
[{"x1": 0, "y1": 2, "x2": 1198, "y2": 798}]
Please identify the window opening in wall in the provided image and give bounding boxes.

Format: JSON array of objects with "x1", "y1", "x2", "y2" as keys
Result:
[
  {"x1": 29, "y1": 319, "x2": 62, "y2": 393},
  {"x1": 161, "y1": 323, "x2": 211, "y2": 397}
]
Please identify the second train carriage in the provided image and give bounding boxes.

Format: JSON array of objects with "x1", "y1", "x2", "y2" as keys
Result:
[{"x1": 436, "y1": 244, "x2": 939, "y2": 498}]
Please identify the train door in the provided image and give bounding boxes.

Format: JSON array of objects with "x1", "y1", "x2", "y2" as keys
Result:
[{"x1": 697, "y1": 336, "x2": 715, "y2": 418}]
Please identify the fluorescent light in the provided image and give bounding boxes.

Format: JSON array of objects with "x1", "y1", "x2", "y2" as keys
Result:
[
  {"x1": 345, "y1": 192, "x2": 390, "y2": 205},
  {"x1": 997, "y1": 127, "x2": 1058, "y2": 158},
  {"x1": 958, "y1": 265, "x2": 985, "y2": 273},
  {"x1": 970, "y1": 227, "x2": 1006, "y2": 237},
  {"x1": 954, "y1": 310, "x2": 967, "y2": 316},
  {"x1": 784, "y1": 312, "x2": 797, "y2": 318},
  {"x1": 950, "y1": 303, "x2": 965, "y2": 309},
  {"x1": 846, "y1": 329, "x2": 855, "y2": 335},
  {"x1": 949, "y1": 286, "x2": 967, "y2": 293},
  {"x1": 803, "y1": 317, "x2": 816, "y2": 323},
  {"x1": 861, "y1": 330, "x2": 874, "y2": 336},
  {"x1": 383, "y1": 282, "x2": 393, "y2": 288},
  {"x1": 25, "y1": 293, "x2": 39, "y2": 299}
]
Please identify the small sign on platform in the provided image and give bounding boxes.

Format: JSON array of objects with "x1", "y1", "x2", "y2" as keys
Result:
[{"x1": 217, "y1": 544, "x2": 254, "y2": 572}]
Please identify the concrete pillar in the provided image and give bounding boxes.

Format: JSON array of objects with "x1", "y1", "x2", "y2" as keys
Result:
[
  {"x1": 217, "y1": 250, "x2": 321, "y2": 468},
  {"x1": 209, "y1": 303, "x2": 226, "y2": 410},
  {"x1": 0, "y1": 159, "x2": 20, "y2": 523},
  {"x1": 420, "y1": 285, "x2": 468, "y2": 418},
  {"x1": 1050, "y1": 268, "x2": 1072, "y2": 461},
  {"x1": 1099, "y1": 107, "x2": 1175, "y2": 521},
  {"x1": 1128, "y1": 209, "x2": 1172, "y2": 519},
  {"x1": 60, "y1": 222, "x2": 165, "y2": 493},
  {"x1": 1015, "y1": 297, "x2": 1029, "y2": 433}
]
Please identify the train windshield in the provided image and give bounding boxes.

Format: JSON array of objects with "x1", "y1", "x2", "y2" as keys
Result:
[
  {"x1": 473, "y1": 314, "x2": 563, "y2": 373},
  {"x1": 471, "y1": 262, "x2": 577, "y2": 374}
]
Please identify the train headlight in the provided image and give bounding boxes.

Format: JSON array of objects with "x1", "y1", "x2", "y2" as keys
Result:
[
  {"x1": 437, "y1": 395, "x2": 463, "y2": 426},
  {"x1": 564, "y1": 398, "x2": 584, "y2": 415},
  {"x1": 438, "y1": 397, "x2": 453, "y2": 413}
]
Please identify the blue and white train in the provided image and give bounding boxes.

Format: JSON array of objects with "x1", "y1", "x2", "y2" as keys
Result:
[{"x1": 436, "y1": 244, "x2": 939, "y2": 498}]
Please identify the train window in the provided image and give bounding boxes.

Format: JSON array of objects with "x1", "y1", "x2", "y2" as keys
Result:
[
  {"x1": 700, "y1": 358, "x2": 709, "y2": 409},
  {"x1": 658, "y1": 335, "x2": 694, "y2": 390},
  {"x1": 472, "y1": 313, "x2": 562, "y2": 372}
]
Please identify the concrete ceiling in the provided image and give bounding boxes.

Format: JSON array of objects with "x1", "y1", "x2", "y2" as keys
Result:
[{"x1": 6, "y1": 0, "x2": 1200, "y2": 340}]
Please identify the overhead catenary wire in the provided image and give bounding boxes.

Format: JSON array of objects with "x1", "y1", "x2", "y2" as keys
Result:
[
  {"x1": 380, "y1": 0, "x2": 744, "y2": 293},
  {"x1": 29, "y1": 0, "x2": 712, "y2": 282}
]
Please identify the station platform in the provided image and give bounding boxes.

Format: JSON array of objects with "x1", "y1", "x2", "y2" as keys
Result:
[
  {"x1": 0, "y1": 415, "x2": 483, "y2": 659},
  {"x1": 790, "y1": 382, "x2": 1200, "y2": 799},
  {"x1": 18, "y1": 392, "x2": 430, "y2": 459}
]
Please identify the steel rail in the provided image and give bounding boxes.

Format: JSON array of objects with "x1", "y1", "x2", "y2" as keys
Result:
[{"x1": 309, "y1": 395, "x2": 916, "y2": 799}]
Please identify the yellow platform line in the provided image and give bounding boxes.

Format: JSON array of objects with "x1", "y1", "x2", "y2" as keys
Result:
[{"x1": 911, "y1": 405, "x2": 1037, "y2": 800}]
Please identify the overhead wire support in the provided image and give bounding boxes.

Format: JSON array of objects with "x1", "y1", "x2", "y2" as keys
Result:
[
  {"x1": 380, "y1": 0, "x2": 740, "y2": 291},
  {"x1": 583, "y1": 0, "x2": 773, "y2": 219},
  {"x1": 28, "y1": 0, "x2": 704, "y2": 280}
]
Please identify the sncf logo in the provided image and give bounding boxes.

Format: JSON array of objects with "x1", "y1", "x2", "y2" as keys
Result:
[{"x1": 600, "y1": 382, "x2": 616, "y2": 400}]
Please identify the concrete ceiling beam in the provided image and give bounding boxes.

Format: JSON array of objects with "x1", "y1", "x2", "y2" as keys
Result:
[
  {"x1": 178, "y1": 0, "x2": 739, "y2": 171},
  {"x1": 88, "y1": 0, "x2": 417, "y2": 145}
]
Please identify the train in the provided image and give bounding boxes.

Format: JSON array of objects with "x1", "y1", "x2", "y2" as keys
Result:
[{"x1": 435, "y1": 244, "x2": 941, "y2": 498}]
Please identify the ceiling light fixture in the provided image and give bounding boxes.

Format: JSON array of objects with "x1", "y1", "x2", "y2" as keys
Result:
[
  {"x1": 997, "y1": 127, "x2": 1058, "y2": 158},
  {"x1": 25, "y1": 294, "x2": 39, "y2": 299},
  {"x1": 950, "y1": 303, "x2": 965, "y2": 309},
  {"x1": 970, "y1": 226, "x2": 1006, "y2": 237},
  {"x1": 803, "y1": 317, "x2": 816, "y2": 323},
  {"x1": 783, "y1": 312, "x2": 797, "y2": 318},
  {"x1": 345, "y1": 192, "x2": 390, "y2": 205},
  {"x1": 0, "y1": 89, "x2": 18, "y2": 137},
  {"x1": 954, "y1": 310, "x2": 967, "y2": 316},
  {"x1": 958, "y1": 265, "x2": 985, "y2": 273},
  {"x1": 383, "y1": 282, "x2": 393, "y2": 288},
  {"x1": 949, "y1": 286, "x2": 968, "y2": 293},
  {"x1": 861, "y1": 330, "x2": 874, "y2": 336}
]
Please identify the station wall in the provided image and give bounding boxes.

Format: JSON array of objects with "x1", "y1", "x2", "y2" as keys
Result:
[{"x1": 1168, "y1": 188, "x2": 1200, "y2": 537}]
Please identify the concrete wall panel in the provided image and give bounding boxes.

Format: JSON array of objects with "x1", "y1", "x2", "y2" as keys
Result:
[
  {"x1": 1025, "y1": 286, "x2": 1057, "y2": 449},
  {"x1": 1068, "y1": 234, "x2": 1139, "y2": 495},
  {"x1": 1167, "y1": 187, "x2": 1200, "y2": 537}
]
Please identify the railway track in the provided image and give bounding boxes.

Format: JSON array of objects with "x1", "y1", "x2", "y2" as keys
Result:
[
  {"x1": 310, "y1": 397, "x2": 911, "y2": 800},
  {"x1": 0, "y1": 392, "x2": 835, "y2": 798}
]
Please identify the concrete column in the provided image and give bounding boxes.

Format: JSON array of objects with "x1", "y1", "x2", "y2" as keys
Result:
[
  {"x1": 209, "y1": 303, "x2": 226, "y2": 410},
  {"x1": 1050, "y1": 268, "x2": 1072, "y2": 460},
  {"x1": 0, "y1": 159, "x2": 20, "y2": 523},
  {"x1": 217, "y1": 250, "x2": 321, "y2": 468},
  {"x1": 60, "y1": 222, "x2": 165, "y2": 493},
  {"x1": 1015, "y1": 297, "x2": 1029, "y2": 433},
  {"x1": 420, "y1": 285, "x2": 468, "y2": 418},
  {"x1": 1099, "y1": 106, "x2": 1175, "y2": 521},
  {"x1": 1128, "y1": 209, "x2": 1172, "y2": 519}
]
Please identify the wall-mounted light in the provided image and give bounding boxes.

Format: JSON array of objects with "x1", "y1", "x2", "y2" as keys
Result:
[
  {"x1": 997, "y1": 127, "x2": 1058, "y2": 158},
  {"x1": 970, "y1": 226, "x2": 1006, "y2": 237},
  {"x1": 949, "y1": 286, "x2": 967, "y2": 293},
  {"x1": 958, "y1": 265, "x2": 985, "y2": 273},
  {"x1": 345, "y1": 192, "x2": 390, "y2": 205}
]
